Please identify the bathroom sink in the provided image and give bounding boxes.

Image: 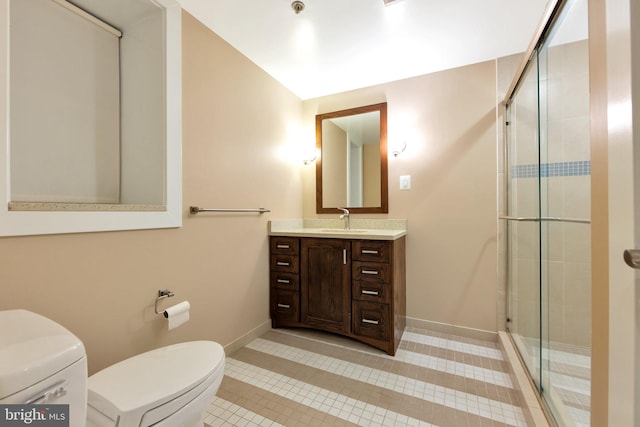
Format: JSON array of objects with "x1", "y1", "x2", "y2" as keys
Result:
[{"x1": 319, "y1": 229, "x2": 368, "y2": 233}]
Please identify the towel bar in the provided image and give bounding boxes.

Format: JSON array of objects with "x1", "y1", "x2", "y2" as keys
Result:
[{"x1": 190, "y1": 206, "x2": 270, "y2": 215}]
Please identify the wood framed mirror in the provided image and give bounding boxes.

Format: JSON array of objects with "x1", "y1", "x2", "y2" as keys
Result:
[{"x1": 316, "y1": 102, "x2": 388, "y2": 214}]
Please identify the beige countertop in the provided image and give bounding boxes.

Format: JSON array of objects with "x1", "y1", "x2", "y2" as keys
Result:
[{"x1": 268, "y1": 219, "x2": 407, "y2": 241}]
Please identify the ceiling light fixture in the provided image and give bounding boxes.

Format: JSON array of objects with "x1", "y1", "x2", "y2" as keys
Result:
[
  {"x1": 383, "y1": 0, "x2": 404, "y2": 5},
  {"x1": 291, "y1": 1, "x2": 305, "y2": 14}
]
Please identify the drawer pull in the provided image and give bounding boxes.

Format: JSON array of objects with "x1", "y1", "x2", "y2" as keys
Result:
[
  {"x1": 362, "y1": 269, "x2": 379, "y2": 275},
  {"x1": 277, "y1": 303, "x2": 291, "y2": 309},
  {"x1": 277, "y1": 261, "x2": 290, "y2": 266},
  {"x1": 277, "y1": 279, "x2": 291, "y2": 284},
  {"x1": 276, "y1": 244, "x2": 290, "y2": 249},
  {"x1": 362, "y1": 318, "x2": 380, "y2": 325},
  {"x1": 361, "y1": 290, "x2": 379, "y2": 296},
  {"x1": 362, "y1": 249, "x2": 379, "y2": 254}
]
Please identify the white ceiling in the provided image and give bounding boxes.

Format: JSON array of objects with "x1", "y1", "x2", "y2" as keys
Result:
[{"x1": 178, "y1": 0, "x2": 550, "y2": 100}]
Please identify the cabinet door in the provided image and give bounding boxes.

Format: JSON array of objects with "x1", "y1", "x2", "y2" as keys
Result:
[{"x1": 301, "y1": 238, "x2": 351, "y2": 333}]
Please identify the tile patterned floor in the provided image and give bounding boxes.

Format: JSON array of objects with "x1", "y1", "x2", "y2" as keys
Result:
[{"x1": 204, "y1": 327, "x2": 532, "y2": 426}]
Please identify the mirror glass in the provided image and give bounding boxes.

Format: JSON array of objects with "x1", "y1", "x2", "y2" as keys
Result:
[
  {"x1": 0, "y1": 0, "x2": 182, "y2": 236},
  {"x1": 316, "y1": 102, "x2": 388, "y2": 214},
  {"x1": 9, "y1": 0, "x2": 164, "y2": 206}
]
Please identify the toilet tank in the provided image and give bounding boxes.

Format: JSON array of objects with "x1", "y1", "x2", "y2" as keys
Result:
[{"x1": 0, "y1": 309, "x2": 87, "y2": 427}]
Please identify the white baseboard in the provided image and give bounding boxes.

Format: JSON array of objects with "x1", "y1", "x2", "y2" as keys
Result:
[
  {"x1": 224, "y1": 319, "x2": 272, "y2": 356},
  {"x1": 405, "y1": 317, "x2": 498, "y2": 342}
]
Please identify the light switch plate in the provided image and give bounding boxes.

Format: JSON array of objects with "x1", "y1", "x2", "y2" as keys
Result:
[{"x1": 400, "y1": 175, "x2": 411, "y2": 190}]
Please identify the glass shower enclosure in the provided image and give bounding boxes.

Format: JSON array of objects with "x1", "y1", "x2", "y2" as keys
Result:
[{"x1": 503, "y1": 0, "x2": 590, "y2": 425}]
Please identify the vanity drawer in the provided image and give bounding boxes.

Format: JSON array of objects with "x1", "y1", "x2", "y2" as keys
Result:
[
  {"x1": 352, "y1": 261, "x2": 390, "y2": 284},
  {"x1": 352, "y1": 281, "x2": 390, "y2": 304},
  {"x1": 270, "y1": 254, "x2": 299, "y2": 273},
  {"x1": 270, "y1": 237, "x2": 299, "y2": 256},
  {"x1": 352, "y1": 241, "x2": 391, "y2": 263},
  {"x1": 271, "y1": 272, "x2": 300, "y2": 291},
  {"x1": 352, "y1": 300, "x2": 390, "y2": 341},
  {"x1": 271, "y1": 290, "x2": 300, "y2": 322}
]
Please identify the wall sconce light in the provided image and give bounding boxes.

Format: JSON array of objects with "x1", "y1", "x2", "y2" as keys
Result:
[
  {"x1": 391, "y1": 141, "x2": 407, "y2": 157},
  {"x1": 302, "y1": 147, "x2": 318, "y2": 165},
  {"x1": 303, "y1": 153, "x2": 317, "y2": 165}
]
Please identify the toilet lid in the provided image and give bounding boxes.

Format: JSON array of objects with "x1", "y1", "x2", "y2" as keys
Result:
[{"x1": 88, "y1": 340, "x2": 224, "y2": 425}]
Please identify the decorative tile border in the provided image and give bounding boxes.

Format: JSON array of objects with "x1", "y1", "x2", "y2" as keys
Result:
[{"x1": 511, "y1": 161, "x2": 590, "y2": 179}]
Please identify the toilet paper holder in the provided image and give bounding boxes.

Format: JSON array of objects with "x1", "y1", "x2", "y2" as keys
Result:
[{"x1": 155, "y1": 289, "x2": 175, "y2": 314}]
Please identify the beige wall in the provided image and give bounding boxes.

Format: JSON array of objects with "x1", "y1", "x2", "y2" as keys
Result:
[
  {"x1": 303, "y1": 61, "x2": 499, "y2": 333},
  {"x1": 0, "y1": 12, "x2": 303, "y2": 374}
]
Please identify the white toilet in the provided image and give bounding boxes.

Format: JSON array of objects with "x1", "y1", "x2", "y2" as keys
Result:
[{"x1": 0, "y1": 309, "x2": 225, "y2": 427}]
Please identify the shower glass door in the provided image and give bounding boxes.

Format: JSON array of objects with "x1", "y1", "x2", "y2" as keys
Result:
[
  {"x1": 538, "y1": 1, "x2": 591, "y2": 424},
  {"x1": 505, "y1": 1, "x2": 591, "y2": 425}
]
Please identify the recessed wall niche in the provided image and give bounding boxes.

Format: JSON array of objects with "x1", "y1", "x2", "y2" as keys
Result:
[{"x1": 0, "y1": 0, "x2": 182, "y2": 236}]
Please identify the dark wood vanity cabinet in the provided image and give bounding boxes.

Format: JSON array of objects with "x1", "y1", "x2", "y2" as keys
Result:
[{"x1": 269, "y1": 235, "x2": 406, "y2": 355}]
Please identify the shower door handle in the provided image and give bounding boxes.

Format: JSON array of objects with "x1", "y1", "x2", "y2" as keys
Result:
[
  {"x1": 499, "y1": 216, "x2": 539, "y2": 222},
  {"x1": 624, "y1": 249, "x2": 640, "y2": 269}
]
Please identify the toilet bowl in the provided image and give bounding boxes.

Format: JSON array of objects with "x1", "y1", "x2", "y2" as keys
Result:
[{"x1": 0, "y1": 310, "x2": 225, "y2": 427}]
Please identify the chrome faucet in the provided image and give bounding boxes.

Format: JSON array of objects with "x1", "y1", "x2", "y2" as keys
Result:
[{"x1": 338, "y1": 208, "x2": 350, "y2": 230}]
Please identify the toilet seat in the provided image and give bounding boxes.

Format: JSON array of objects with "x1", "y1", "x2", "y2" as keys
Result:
[{"x1": 87, "y1": 340, "x2": 225, "y2": 427}]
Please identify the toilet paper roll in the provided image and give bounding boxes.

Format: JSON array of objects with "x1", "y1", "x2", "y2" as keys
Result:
[{"x1": 163, "y1": 301, "x2": 190, "y2": 331}]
